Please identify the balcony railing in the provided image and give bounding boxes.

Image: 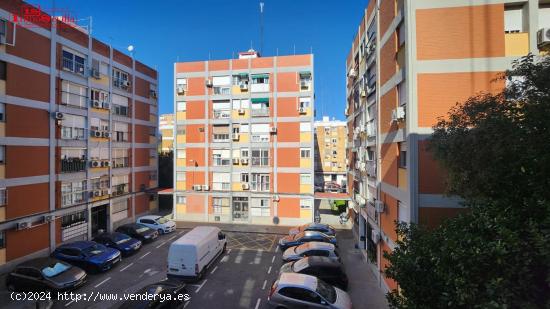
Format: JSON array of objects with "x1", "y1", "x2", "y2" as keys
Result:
[
  {"x1": 113, "y1": 157, "x2": 129, "y2": 168},
  {"x1": 60, "y1": 91, "x2": 88, "y2": 109},
  {"x1": 61, "y1": 191, "x2": 85, "y2": 207},
  {"x1": 251, "y1": 157, "x2": 269, "y2": 166},
  {"x1": 251, "y1": 135, "x2": 269, "y2": 142},
  {"x1": 61, "y1": 158, "x2": 87, "y2": 173},
  {"x1": 212, "y1": 182, "x2": 231, "y2": 191},
  {"x1": 212, "y1": 134, "x2": 230, "y2": 142},
  {"x1": 112, "y1": 104, "x2": 129, "y2": 117},
  {"x1": 251, "y1": 108, "x2": 269, "y2": 117},
  {"x1": 213, "y1": 157, "x2": 231, "y2": 166},
  {"x1": 213, "y1": 110, "x2": 231, "y2": 119},
  {"x1": 250, "y1": 182, "x2": 270, "y2": 192},
  {"x1": 61, "y1": 127, "x2": 86, "y2": 140},
  {"x1": 111, "y1": 183, "x2": 128, "y2": 196}
]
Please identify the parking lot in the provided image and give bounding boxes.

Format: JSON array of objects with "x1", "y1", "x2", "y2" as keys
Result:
[{"x1": 0, "y1": 228, "x2": 388, "y2": 309}]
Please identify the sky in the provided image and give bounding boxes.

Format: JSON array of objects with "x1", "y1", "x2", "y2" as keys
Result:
[{"x1": 32, "y1": 0, "x2": 368, "y2": 121}]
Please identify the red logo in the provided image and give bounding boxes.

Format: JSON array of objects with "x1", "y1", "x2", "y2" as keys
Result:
[{"x1": 11, "y1": 4, "x2": 77, "y2": 28}]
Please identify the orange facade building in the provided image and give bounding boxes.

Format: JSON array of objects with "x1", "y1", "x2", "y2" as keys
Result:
[
  {"x1": 346, "y1": 0, "x2": 550, "y2": 292},
  {"x1": 174, "y1": 51, "x2": 315, "y2": 226},
  {"x1": 0, "y1": 1, "x2": 159, "y2": 271}
]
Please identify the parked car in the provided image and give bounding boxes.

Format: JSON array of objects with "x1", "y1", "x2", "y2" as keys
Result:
[
  {"x1": 137, "y1": 215, "x2": 176, "y2": 234},
  {"x1": 282, "y1": 242, "x2": 340, "y2": 263},
  {"x1": 167, "y1": 226, "x2": 226, "y2": 280},
  {"x1": 268, "y1": 273, "x2": 352, "y2": 309},
  {"x1": 289, "y1": 223, "x2": 336, "y2": 237},
  {"x1": 279, "y1": 231, "x2": 337, "y2": 251},
  {"x1": 118, "y1": 279, "x2": 189, "y2": 309},
  {"x1": 116, "y1": 223, "x2": 159, "y2": 243},
  {"x1": 6, "y1": 258, "x2": 87, "y2": 292},
  {"x1": 280, "y1": 256, "x2": 348, "y2": 290},
  {"x1": 51, "y1": 241, "x2": 121, "y2": 273},
  {"x1": 93, "y1": 232, "x2": 142, "y2": 256}
]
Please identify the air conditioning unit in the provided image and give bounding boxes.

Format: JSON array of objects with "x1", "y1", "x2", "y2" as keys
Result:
[
  {"x1": 360, "y1": 90, "x2": 366, "y2": 97},
  {"x1": 54, "y1": 112, "x2": 64, "y2": 120},
  {"x1": 44, "y1": 215, "x2": 55, "y2": 222},
  {"x1": 102, "y1": 102, "x2": 110, "y2": 109},
  {"x1": 348, "y1": 69, "x2": 357, "y2": 78},
  {"x1": 192, "y1": 185, "x2": 202, "y2": 191},
  {"x1": 238, "y1": 108, "x2": 245, "y2": 115},
  {"x1": 122, "y1": 80, "x2": 131, "y2": 88},
  {"x1": 102, "y1": 131, "x2": 111, "y2": 138},
  {"x1": 270, "y1": 127, "x2": 277, "y2": 134},
  {"x1": 205, "y1": 79, "x2": 213, "y2": 87},
  {"x1": 242, "y1": 183, "x2": 250, "y2": 190},
  {"x1": 239, "y1": 83, "x2": 248, "y2": 90},
  {"x1": 232, "y1": 158, "x2": 240, "y2": 164},
  {"x1": 150, "y1": 90, "x2": 157, "y2": 98},
  {"x1": 298, "y1": 107, "x2": 306, "y2": 114},
  {"x1": 91, "y1": 160, "x2": 101, "y2": 168},
  {"x1": 17, "y1": 221, "x2": 31, "y2": 230},
  {"x1": 537, "y1": 28, "x2": 550, "y2": 48},
  {"x1": 177, "y1": 86, "x2": 185, "y2": 95},
  {"x1": 202, "y1": 185, "x2": 210, "y2": 191},
  {"x1": 232, "y1": 133, "x2": 240, "y2": 141},
  {"x1": 111, "y1": 190, "x2": 120, "y2": 197},
  {"x1": 91, "y1": 68, "x2": 100, "y2": 79},
  {"x1": 103, "y1": 189, "x2": 111, "y2": 196},
  {"x1": 391, "y1": 106, "x2": 406, "y2": 122},
  {"x1": 273, "y1": 195, "x2": 280, "y2": 202},
  {"x1": 371, "y1": 229, "x2": 381, "y2": 244},
  {"x1": 375, "y1": 200, "x2": 385, "y2": 213},
  {"x1": 240, "y1": 158, "x2": 249, "y2": 165},
  {"x1": 100, "y1": 161, "x2": 107, "y2": 167},
  {"x1": 93, "y1": 190, "x2": 101, "y2": 197},
  {"x1": 92, "y1": 130, "x2": 102, "y2": 137}
]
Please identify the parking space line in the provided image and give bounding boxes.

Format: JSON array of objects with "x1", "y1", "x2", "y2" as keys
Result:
[
  {"x1": 156, "y1": 241, "x2": 168, "y2": 249},
  {"x1": 168, "y1": 234, "x2": 178, "y2": 241},
  {"x1": 210, "y1": 266, "x2": 218, "y2": 274},
  {"x1": 65, "y1": 300, "x2": 75, "y2": 307},
  {"x1": 94, "y1": 277, "x2": 111, "y2": 288},
  {"x1": 139, "y1": 251, "x2": 151, "y2": 259},
  {"x1": 267, "y1": 266, "x2": 272, "y2": 274},
  {"x1": 119, "y1": 262, "x2": 134, "y2": 272},
  {"x1": 254, "y1": 298, "x2": 261, "y2": 309},
  {"x1": 271, "y1": 256, "x2": 275, "y2": 263},
  {"x1": 183, "y1": 301, "x2": 190, "y2": 308},
  {"x1": 195, "y1": 279, "x2": 207, "y2": 293},
  {"x1": 227, "y1": 249, "x2": 232, "y2": 254},
  {"x1": 262, "y1": 279, "x2": 267, "y2": 290}
]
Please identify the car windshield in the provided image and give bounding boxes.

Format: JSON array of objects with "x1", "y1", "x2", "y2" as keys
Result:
[
  {"x1": 156, "y1": 217, "x2": 168, "y2": 224},
  {"x1": 292, "y1": 258, "x2": 309, "y2": 272},
  {"x1": 316, "y1": 280, "x2": 337, "y2": 303},
  {"x1": 41, "y1": 262, "x2": 71, "y2": 278},
  {"x1": 82, "y1": 244, "x2": 105, "y2": 256},
  {"x1": 113, "y1": 233, "x2": 131, "y2": 245}
]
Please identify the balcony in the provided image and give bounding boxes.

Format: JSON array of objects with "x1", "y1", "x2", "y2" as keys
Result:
[
  {"x1": 61, "y1": 127, "x2": 86, "y2": 140},
  {"x1": 213, "y1": 157, "x2": 231, "y2": 166},
  {"x1": 62, "y1": 57, "x2": 85, "y2": 75},
  {"x1": 61, "y1": 192, "x2": 85, "y2": 207},
  {"x1": 366, "y1": 160, "x2": 376, "y2": 177},
  {"x1": 61, "y1": 158, "x2": 87, "y2": 173},
  {"x1": 251, "y1": 108, "x2": 269, "y2": 117},
  {"x1": 251, "y1": 157, "x2": 269, "y2": 166},
  {"x1": 112, "y1": 157, "x2": 129, "y2": 168},
  {"x1": 213, "y1": 110, "x2": 231, "y2": 119},
  {"x1": 212, "y1": 134, "x2": 230, "y2": 142},
  {"x1": 212, "y1": 182, "x2": 231, "y2": 191},
  {"x1": 111, "y1": 184, "x2": 128, "y2": 196},
  {"x1": 250, "y1": 182, "x2": 270, "y2": 192}
]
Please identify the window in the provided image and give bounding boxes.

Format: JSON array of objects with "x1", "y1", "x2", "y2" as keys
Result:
[
  {"x1": 0, "y1": 231, "x2": 4, "y2": 249},
  {"x1": 241, "y1": 148, "x2": 249, "y2": 158},
  {"x1": 112, "y1": 200, "x2": 128, "y2": 216},
  {"x1": 251, "y1": 198, "x2": 270, "y2": 217},
  {"x1": 213, "y1": 100, "x2": 231, "y2": 119},
  {"x1": 176, "y1": 172, "x2": 186, "y2": 181},
  {"x1": 213, "y1": 197, "x2": 230, "y2": 215},
  {"x1": 212, "y1": 149, "x2": 230, "y2": 166},
  {"x1": 299, "y1": 72, "x2": 312, "y2": 90},
  {"x1": 176, "y1": 78, "x2": 187, "y2": 93},
  {"x1": 112, "y1": 148, "x2": 129, "y2": 168},
  {"x1": 61, "y1": 81, "x2": 87, "y2": 108},
  {"x1": 112, "y1": 94, "x2": 129, "y2": 116},
  {"x1": 113, "y1": 122, "x2": 128, "y2": 142},
  {"x1": 300, "y1": 174, "x2": 312, "y2": 185},
  {"x1": 90, "y1": 147, "x2": 109, "y2": 161},
  {"x1": 251, "y1": 149, "x2": 269, "y2": 166},
  {"x1": 398, "y1": 81, "x2": 407, "y2": 106},
  {"x1": 232, "y1": 74, "x2": 249, "y2": 86},
  {"x1": 113, "y1": 68, "x2": 130, "y2": 89},
  {"x1": 176, "y1": 149, "x2": 186, "y2": 159},
  {"x1": 90, "y1": 89, "x2": 109, "y2": 106},
  {"x1": 241, "y1": 173, "x2": 249, "y2": 183},
  {"x1": 300, "y1": 199, "x2": 313, "y2": 209},
  {"x1": 176, "y1": 195, "x2": 186, "y2": 204},
  {"x1": 0, "y1": 61, "x2": 6, "y2": 80},
  {"x1": 0, "y1": 188, "x2": 6, "y2": 206},
  {"x1": 250, "y1": 74, "x2": 270, "y2": 92},
  {"x1": 232, "y1": 99, "x2": 250, "y2": 110},
  {"x1": 232, "y1": 197, "x2": 249, "y2": 221},
  {"x1": 60, "y1": 114, "x2": 86, "y2": 140},
  {"x1": 176, "y1": 101, "x2": 186, "y2": 112},
  {"x1": 504, "y1": 5, "x2": 525, "y2": 33},
  {"x1": 250, "y1": 123, "x2": 270, "y2": 142},
  {"x1": 60, "y1": 148, "x2": 86, "y2": 172},
  {"x1": 299, "y1": 97, "x2": 311, "y2": 109},
  {"x1": 61, "y1": 180, "x2": 87, "y2": 207},
  {"x1": 0, "y1": 146, "x2": 4, "y2": 164},
  {"x1": 300, "y1": 148, "x2": 311, "y2": 158},
  {"x1": 212, "y1": 76, "x2": 231, "y2": 95},
  {"x1": 111, "y1": 174, "x2": 129, "y2": 194},
  {"x1": 397, "y1": 22, "x2": 405, "y2": 47},
  {"x1": 62, "y1": 48, "x2": 85, "y2": 75},
  {"x1": 212, "y1": 125, "x2": 230, "y2": 142},
  {"x1": 332, "y1": 138, "x2": 337, "y2": 144},
  {"x1": 61, "y1": 211, "x2": 86, "y2": 229},
  {"x1": 398, "y1": 142, "x2": 407, "y2": 168},
  {"x1": 300, "y1": 122, "x2": 312, "y2": 132},
  {"x1": 251, "y1": 173, "x2": 270, "y2": 191},
  {"x1": 250, "y1": 98, "x2": 270, "y2": 117},
  {"x1": 177, "y1": 125, "x2": 186, "y2": 136},
  {"x1": 212, "y1": 172, "x2": 230, "y2": 191}
]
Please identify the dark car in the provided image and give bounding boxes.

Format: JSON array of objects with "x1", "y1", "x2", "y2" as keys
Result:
[
  {"x1": 51, "y1": 241, "x2": 121, "y2": 273},
  {"x1": 280, "y1": 256, "x2": 348, "y2": 290},
  {"x1": 289, "y1": 223, "x2": 336, "y2": 237},
  {"x1": 278, "y1": 231, "x2": 337, "y2": 251},
  {"x1": 118, "y1": 279, "x2": 190, "y2": 309},
  {"x1": 116, "y1": 223, "x2": 159, "y2": 243},
  {"x1": 93, "y1": 232, "x2": 142, "y2": 256},
  {"x1": 6, "y1": 258, "x2": 87, "y2": 292}
]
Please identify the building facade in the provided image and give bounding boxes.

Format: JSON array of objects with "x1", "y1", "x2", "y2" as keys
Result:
[
  {"x1": 0, "y1": 1, "x2": 159, "y2": 271},
  {"x1": 345, "y1": 0, "x2": 550, "y2": 292},
  {"x1": 314, "y1": 116, "x2": 347, "y2": 188},
  {"x1": 173, "y1": 51, "x2": 315, "y2": 226},
  {"x1": 159, "y1": 114, "x2": 175, "y2": 153}
]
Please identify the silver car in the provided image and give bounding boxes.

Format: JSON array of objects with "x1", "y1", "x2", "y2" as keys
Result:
[
  {"x1": 282, "y1": 242, "x2": 340, "y2": 263},
  {"x1": 268, "y1": 273, "x2": 352, "y2": 309}
]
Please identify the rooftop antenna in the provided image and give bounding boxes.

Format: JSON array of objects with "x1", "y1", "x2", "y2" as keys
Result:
[{"x1": 259, "y1": 2, "x2": 264, "y2": 55}]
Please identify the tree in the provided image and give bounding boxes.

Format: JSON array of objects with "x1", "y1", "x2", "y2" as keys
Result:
[{"x1": 384, "y1": 55, "x2": 550, "y2": 308}]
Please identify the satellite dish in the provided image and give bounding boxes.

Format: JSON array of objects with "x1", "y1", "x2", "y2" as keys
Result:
[{"x1": 127, "y1": 45, "x2": 134, "y2": 52}]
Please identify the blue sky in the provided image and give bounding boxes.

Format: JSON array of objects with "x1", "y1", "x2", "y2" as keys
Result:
[{"x1": 33, "y1": 0, "x2": 368, "y2": 120}]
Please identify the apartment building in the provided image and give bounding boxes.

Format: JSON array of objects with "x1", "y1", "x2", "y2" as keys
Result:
[
  {"x1": 0, "y1": 1, "x2": 159, "y2": 271},
  {"x1": 314, "y1": 116, "x2": 347, "y2": 188},
  {"x1": 159, "y1": 114, "x2": 175, "y2": 153},
  {"x1": 345, "y1": 0, "x2": 550, "y2": 292},
  {"x1": 173, "y1": 50, "x2": 315, "y2": 226}
]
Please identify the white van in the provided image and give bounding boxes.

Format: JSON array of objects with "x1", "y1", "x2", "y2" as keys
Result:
[{"x1": 167, "y1": 226, "x2": 227, "y2": 280}]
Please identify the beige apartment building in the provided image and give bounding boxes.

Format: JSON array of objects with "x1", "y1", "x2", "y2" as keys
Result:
[
  {"x1": 345, "y1": 0, "x2": 550, "y2": 292},
  {"x1": 314, "y1": 116, "x2": 347, "y2": 188},
  {"x1": 159, "y1": 114, "x2": 175, "y2": 153}
]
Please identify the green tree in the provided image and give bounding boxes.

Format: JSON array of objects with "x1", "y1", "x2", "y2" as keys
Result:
[{"x1": 384, "y1": 55, "x2": 550, "y2": 308}]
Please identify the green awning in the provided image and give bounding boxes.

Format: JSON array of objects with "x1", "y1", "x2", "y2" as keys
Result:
[
  {"x1": 299, "y1": 71, "x2": 311, "y2": 76},
  {"x1": 251, "y1": 74, "x2": 269, "y2": 79},
  {"x1": 251, "y1": 98, "x2": 269, "y2": 103},
  {"x1": 237, "y1": 73, "x2": 249, "y2": 77}
]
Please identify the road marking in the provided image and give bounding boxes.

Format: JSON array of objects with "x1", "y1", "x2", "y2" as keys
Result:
[
  {"x1": 168, "y1": 234, "x2": 178, "y2": 241},
  {"x1": 254, "y1": 298, "x2": 261, "y2": 309},
  {"x1": 267, "y1": 266, "x2": 272, "y2": 274},
  {"x1": 156, "y1": 241, "x2": 168, "y2": 249},
  {"x1": 139, "y1": 251, "x2": 151, "y2": 259},
  {"x1": 119, "y1": 262, "x2": 134, "y2": 272},
  {"x1": 65, "y1": 300, "x2": 75, "y2": 307},
  {"x1": 271, "y1": 256, "x2": 275, "y2": 263},
  {"x1": 94, "y1": 277, "x2": 111, "y2": 288},
  {"x1": 227, "y1": 249, "x2": 232, "y2": 254},
  {"x1": 220, "y1": 255, "x2": 229, "y2": 263},
  {"x1": 262, "y1": 279, "x2": 267, "y2": 290},
  {"x1": 210, "y1": 266, "x2": 218, "y2": 274},
  {"x1": 179, "y1": 230, "x2": 185, "y2": 235},
  {"x1": 273, "y1": 245, "x2": 278, "y2": 253},
  {"x1": 195, "y1": 279, "x2": 207, "y2": 293},
  {"x1": 183, "y1": 301, "x2": 190, "y2": 308}
]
